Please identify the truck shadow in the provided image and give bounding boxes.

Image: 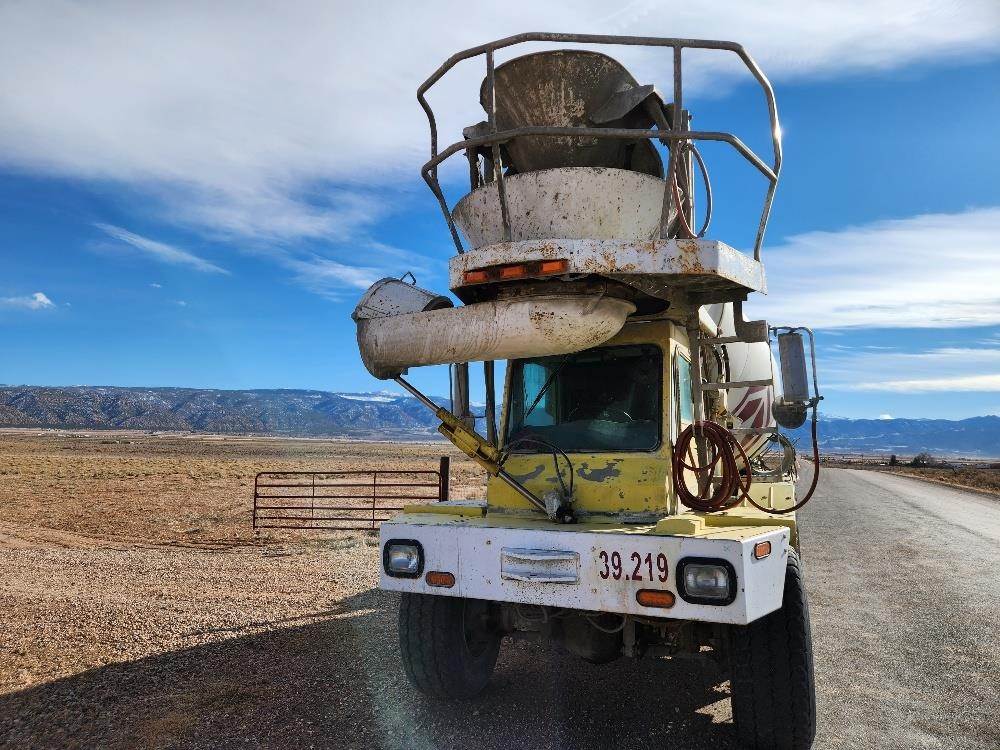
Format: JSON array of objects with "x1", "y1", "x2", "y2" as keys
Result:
[{"x1": 1, "y1": 588, "x2": 737, "y2": 750}]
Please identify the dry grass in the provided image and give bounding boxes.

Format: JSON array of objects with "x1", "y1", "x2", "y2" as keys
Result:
[
  {"x1": 0, "y1": 430, "x2": 488, "y2": 546},
  {"x1": 0, "y1": 431, "x2": 487, "y2": 704}
]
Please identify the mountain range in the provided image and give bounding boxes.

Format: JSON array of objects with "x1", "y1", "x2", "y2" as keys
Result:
[{"x1": 0, "y1": 385, "x2": 998, "y2": 457}]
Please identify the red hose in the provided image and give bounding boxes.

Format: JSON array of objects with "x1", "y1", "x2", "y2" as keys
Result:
[
  {"x1": 672, "y1": 421, "x2": 751, "y2": 512},
  {"x1": 672, "y1": 416, "x2": 821, "y2": 515}
]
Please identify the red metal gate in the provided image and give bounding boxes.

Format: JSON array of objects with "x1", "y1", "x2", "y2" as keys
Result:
[{"x1": 253, "y1": 456, "x2": 450, "y2": 530}]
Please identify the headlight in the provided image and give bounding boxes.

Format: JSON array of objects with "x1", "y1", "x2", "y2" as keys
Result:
[
  {"x1": 677, "y1": 558, "x2": 736, "y2": 605},
  {"x1": 383, "y1": 540, "x2": 423, "y2": 578}
]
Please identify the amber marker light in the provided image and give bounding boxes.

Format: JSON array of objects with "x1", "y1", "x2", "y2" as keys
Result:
[
  {"x1": 463, "y1": 269, "x2": 489, "y2": 284},
  {"x1": 636, "y1": 589, "x2": 675, "y2": 609},
  {"x1": 538, "y1": 259, "x2": 569, "y2": 275},
  {"x1": 499, "y1": 264, "x2": 528, "y2": 279},
  {"x1": 425, "y1": 571, "x2": 456, "y2": 588},
  {"x1": 753, "y1": 541, "x2": 772, "y2": 560}
]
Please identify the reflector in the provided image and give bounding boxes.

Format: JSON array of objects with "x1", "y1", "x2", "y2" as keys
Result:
[
  {"x1": 539, "y1": 259, "x2": 569, "y2": 274},
  {"x1": 463, "y1": 269, "x2": 489, "y2": 284},
  {"x1": 636, "y1": 589, "x2": 675, "y2": 608},
  {"x1": 499, "y1": 264, "x2": 527, "y2": 279},
  {"x1": 425, "y1": 571, "x2": 456, "y2": 588}
]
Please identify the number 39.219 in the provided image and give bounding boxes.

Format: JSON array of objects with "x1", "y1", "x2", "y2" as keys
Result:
[{"x1": 597, "y1": 550, "x2": 668, "y2": 582}]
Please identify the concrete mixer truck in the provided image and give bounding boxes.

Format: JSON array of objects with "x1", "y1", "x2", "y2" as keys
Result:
[{"x1": 352, "y1": 34, "x2": 823, "y2": 750}]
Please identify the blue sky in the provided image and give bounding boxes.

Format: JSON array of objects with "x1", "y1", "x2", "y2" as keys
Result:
[{"x1": 1, "y1": 1, "x2": 999, "y2": 419}]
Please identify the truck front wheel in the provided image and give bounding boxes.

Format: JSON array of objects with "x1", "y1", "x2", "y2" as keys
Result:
[
  {"x1": 398, "y1": 593, "x2": 501, "y2": 699},
  {"x1": 729, "y1": 550, "x2": 817, "y2": 749}
]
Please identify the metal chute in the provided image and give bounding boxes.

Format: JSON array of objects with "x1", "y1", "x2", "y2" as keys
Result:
[
  {"x1": 474, "y1": 50, "x2": 665, "y2": 176},
  {"x1": 355, "y1": 291, "x2": 635, "y2": 380}
]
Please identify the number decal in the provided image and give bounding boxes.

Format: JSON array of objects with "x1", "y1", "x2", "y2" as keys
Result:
[
  {"x1": 657, "y1": 553, "x2": 668, "y2": 582},
  {"x1": 596, "y1": 549, "x2": 670, "y2": 583}
]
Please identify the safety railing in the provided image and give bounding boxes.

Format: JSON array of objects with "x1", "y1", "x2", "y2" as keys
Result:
[
  {"x1": 252, "y1": 457, "x2": 450, "y2": 530},
  {"x1": 418, "y1": 33, "x2": 782, "y2": 261}
]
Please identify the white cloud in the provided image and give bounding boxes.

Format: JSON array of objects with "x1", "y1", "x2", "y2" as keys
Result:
[
  {"x1": 878, "y1": 414, "x2": 894, "y2": 420},
  {"x1": 824, "y1": 344, "x2": 1000, "y2": 393},
  {"x1": 0, "y1": 292, "x2": 56, "y2": 310},
  {"x1": 268, "y1": 238, "x2": 437, "y2": 300},
  {"x1": 281, "y1": 255, "x2": 385, "y2": 301},
  {"x1": 176, "y1": 300, "x2": 187, "y2": 307},
  {"x1": 95, "y1": 223, "x2": 228, "y2": 274},
  {"x1": 0, "y1": 1, "x2": 996, "y2": 246},
  {"x1": 149, "y1": 283, "x2": 162, "y2": 289},
  {"x1": 857, "y1": 374, "x2": 1000, "y2": 392},
  {"x1": 750, "y1": 207, "x2": 1000, "y2": 329}
]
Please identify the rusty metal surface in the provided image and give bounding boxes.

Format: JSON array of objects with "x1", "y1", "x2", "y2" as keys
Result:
[
  {"x1": 452, "y1": 167, "x2": 667, "y2": 248},
  {"x1": 448, "y1": 238, "x2": 766, "y2": 302},
  {"x1": 416, "y1": 33, "x2": 782, "y2": 260},
  {"x1": 481, "y1": 50, "x2": 662, "y2": 176},
  {"x1": 356, "y1": 294, "x2": 635, "y2": 380},
  {"x1": 351, "y1": 274, "x2": 452, "y2": 321},
  {"x1": 252, "y1": 468, "x2": 446, "y2": 530}
]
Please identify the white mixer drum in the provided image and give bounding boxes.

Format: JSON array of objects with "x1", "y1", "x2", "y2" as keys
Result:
[
  {"x1": 705, "y1": 303, "x2": 776, "y2": 458},
  {"x1": 452, "y1": 167, "x2": 666, "y2": 248}
]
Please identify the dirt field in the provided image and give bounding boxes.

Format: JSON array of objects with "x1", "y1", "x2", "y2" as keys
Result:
[
  {"x1": 0, "y1": 431, "x2": 487, "y2": 748},
  {"x1": 3, "y1": 433, "x2": 999, "y2": 749}
]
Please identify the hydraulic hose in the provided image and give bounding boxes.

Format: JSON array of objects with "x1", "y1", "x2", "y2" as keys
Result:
[
  {"x1": 745, "y1": 405, "x2": 821, "y2": 515},
  {"x1": 672, "y1": 414, "x2": 821, "y2": 515},
  {"x1": 672, "y1": 421, "x2": 751, "y2": 512}
]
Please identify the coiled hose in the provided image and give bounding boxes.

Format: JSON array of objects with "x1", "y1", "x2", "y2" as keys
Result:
[
  {"x1": 672, "y1": 415, "x2": 820, "y2": 515},
  {"x1": 672, "y1": 421, "x2": 752, "y2": 512}
]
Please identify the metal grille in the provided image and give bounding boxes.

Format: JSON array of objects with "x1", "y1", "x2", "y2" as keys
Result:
[{"x1": 253, "y1": 457, "x2": 449, "y2": 530}]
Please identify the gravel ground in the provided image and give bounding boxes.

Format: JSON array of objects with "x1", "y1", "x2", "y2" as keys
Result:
[{"x1": 1, "y1": 434, "x2": 998, "y2": 749}]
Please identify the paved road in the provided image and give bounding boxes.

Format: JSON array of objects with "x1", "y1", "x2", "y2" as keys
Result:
[
  {"x1": 3, "y1": 468, "x2": 997, "y2": 749},
  {"x1": 800, "y1": 468, "x2": 999, "y2": 750}
]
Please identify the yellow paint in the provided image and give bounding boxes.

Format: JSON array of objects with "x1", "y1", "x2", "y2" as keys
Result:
[
  {"x1": 392, "y1": 510, "x2": 788, "y2": 542},
  {"x1": 408, "y1": 320, "x2": 803, "y2": 549},
  {"x1": 489, "y1": 320, "x2": 685, "y2": 515},
  {"x1": 654, "y1": 515, "x2": 706, "y2": 535}
]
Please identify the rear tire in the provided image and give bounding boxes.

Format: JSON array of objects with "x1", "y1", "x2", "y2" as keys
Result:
[
  {"x1": 398, "y1": 593, "x2": 501, "y2": 699},
  {"x1": 730, "y1": 550, "x2": 817, "y2": 749}
]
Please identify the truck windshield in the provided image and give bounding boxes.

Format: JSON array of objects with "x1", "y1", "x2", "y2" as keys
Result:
[{"x1": 506, "y1": 344, "x2": 661, "y2": 452}]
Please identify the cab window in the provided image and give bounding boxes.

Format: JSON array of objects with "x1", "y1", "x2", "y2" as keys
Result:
[
  {"x1": 506, "y1": 344, "x2": 661, "y2": 452},
  {"x1": 674, "y1": 352, "x2": 694, "y2": 435}
]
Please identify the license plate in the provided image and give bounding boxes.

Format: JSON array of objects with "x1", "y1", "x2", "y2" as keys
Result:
[{"x1": 596, "y1": 548, "x2": 669, "y2": 582}]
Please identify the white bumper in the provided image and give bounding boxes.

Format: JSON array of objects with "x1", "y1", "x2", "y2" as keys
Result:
[{"x1": 379, "y1": 520, "x2": 790, "y2": 625}]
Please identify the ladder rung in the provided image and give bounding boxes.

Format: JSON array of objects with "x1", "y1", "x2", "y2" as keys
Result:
[
  {"x1": 701, "y1": 336, "x2": 753, "y2": 345},
  {"x1": 700, "y1": 379, "x2": 773, "y2": 391}
]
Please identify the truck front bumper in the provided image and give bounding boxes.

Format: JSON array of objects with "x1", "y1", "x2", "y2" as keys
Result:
[{"x1": 379, "y1": 513, "x2": 790, "y2": 625}]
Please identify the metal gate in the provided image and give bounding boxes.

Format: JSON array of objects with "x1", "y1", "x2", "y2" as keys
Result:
[{"x1": 253, "y1": 456, "x2": 450, "y2": 530}]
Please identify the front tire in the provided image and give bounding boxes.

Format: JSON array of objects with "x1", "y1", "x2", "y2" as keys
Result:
[
  {"x1": 730, "y1": 550, "x2": 817, "y2": 749},
  {"x1": 398, "y1": 593, "x2": 501, "y2": 699}
]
